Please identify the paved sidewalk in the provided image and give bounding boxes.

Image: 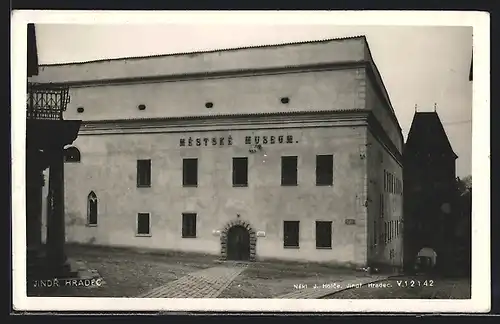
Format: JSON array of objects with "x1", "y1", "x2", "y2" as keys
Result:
[
  {"x1": 275, "y1": 275, "x2": 390, "y2": 299},
  {"x1": 137, "y1": 265, "x2": 247, "y2": 298}
]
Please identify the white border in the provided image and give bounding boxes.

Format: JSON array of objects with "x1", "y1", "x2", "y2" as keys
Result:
[{"x1": 11, "y1": 10, "x2": 490, "y2": 313}]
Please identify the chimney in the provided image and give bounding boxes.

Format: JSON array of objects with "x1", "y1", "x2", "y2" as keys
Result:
[{"x1": 27, "y1": 23, "x2": 38, "y2": 77}]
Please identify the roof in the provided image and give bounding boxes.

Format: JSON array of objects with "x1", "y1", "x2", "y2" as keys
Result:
[
  {"x1": 33, "y1": 35, "x2": 371, "y2": 84},
  {"x1": 404, "y1": 111, "x2": 458, "y2": 159},
  {"x1": 39, "y1": 35, "x2": 367, "y2": 67},
  {"x1": 32, "y1": 35, "x2": 403, "y2": 133}
]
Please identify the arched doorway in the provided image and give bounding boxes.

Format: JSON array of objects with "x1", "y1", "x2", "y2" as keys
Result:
[
  {"x1": 227, "y1": 225, "x2": 250, "y2": 261},
  {"x1": 415, "y1": 247, "x2": 438, "y2": 273}
]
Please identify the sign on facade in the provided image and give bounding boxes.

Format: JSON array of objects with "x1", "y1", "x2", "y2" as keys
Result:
[
  {"x1": 345, "y1": 219, "x2": 356, "y2": 225},
  {"x1": 179, "y1": 134, "x2": 298, "y2": 147}
]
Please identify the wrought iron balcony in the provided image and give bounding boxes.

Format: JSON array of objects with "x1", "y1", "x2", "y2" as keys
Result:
[{"x1": 27, "y1": 82, "x2": 70, "y2": 120}]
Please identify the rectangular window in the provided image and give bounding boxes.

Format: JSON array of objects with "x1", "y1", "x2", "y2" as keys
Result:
[
  {"x1": 137, "y1": 213, "x2": 151, "y2": 236},
  {"x1": 380, "y1": 194, "x2": 384, "y2": 218},
  {"x1": 374, "y1": 220, "x2": 378, "y2": 246},
  {"x1": 379, "y1": 220, "x2": 384, "y2": 244},
  {"x1": 183, "y1": 158, "x2": 198, "y2": 187},
  {"x1": 384, "y1": 222, "x2": 388, "y2": 243},
  {"x1": 182, "y1": 213, "x2": 197, "y2": 238},
  {"x1": 316, "y1": 221, "x2": 333, "y2": 248},
  {"x1": 387, "y1": 221, "x2": 390, "y2": 242},
  {"x1": 281, "y1": 156, "x2": 298, "y2": 186},
  {"x1": 316, "y1": 155, "x2": 334, "y2": 186},
  {"x1": 384, "y1": 170, "x2": 387, "y2": 192},
  {"x1": 283, "y1": 221, "x2": 300, "y2": 248},
  {"x1": 137, "y1": 159, "x2": 151, "y2": 187},
  {"x1": 232, "y1": 157, "x2": 248, "y2": 187}
]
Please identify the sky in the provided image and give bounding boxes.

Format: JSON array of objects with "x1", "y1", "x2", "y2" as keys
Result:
[{"x1": 35, "y1": 24, "x2": 473, "y2": 177}]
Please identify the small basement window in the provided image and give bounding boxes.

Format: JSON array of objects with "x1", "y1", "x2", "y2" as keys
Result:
[
  {"x1": 205, "y1": 102, "x2": 214, "y2": 109},
  {"x1": 77, "y1": 107, "x2": 84, "y2": 113},
  {"x1": 280, "y1": 97, "x2": 290, "y2": 104},
  {"x1": 138, "y1": 104, "x2": 146, "y2": 110}
]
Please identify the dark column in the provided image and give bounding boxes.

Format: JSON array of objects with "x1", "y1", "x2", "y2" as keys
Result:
[
  {"x1": 46, "y1": 146, "x2": 70, "y2": 277},
  {"x1": 26, "y1": 148, "x2": 44, "y2": 278}
]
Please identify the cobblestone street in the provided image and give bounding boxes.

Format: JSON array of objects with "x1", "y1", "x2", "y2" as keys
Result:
[
  {"x1": 137, "y1": 265, "x2": 247, "y2": 298},
  {"x1": 27, "y1": 245, "x2": 471, "y2": 299}
]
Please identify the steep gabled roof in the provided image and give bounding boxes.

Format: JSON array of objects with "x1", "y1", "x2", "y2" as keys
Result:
[{"x1": 404, "y1": 111, "x2": 458, "y2": 159}]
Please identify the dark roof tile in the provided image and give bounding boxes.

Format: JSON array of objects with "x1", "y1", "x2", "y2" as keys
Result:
[{"x1": 404, "y1": 111, "x2": 458, "y2": 159}]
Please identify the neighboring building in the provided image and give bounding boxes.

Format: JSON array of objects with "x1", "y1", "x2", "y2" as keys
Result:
[
  {"x1": 402, "y1": 111, "x2": 458, "y2": 273},
  {"x1": 26, "y1": 24, "x2": 81, "y2": 280},
  {"x1": 31, "y1": 36, "x2": 404, "y2": 268}
]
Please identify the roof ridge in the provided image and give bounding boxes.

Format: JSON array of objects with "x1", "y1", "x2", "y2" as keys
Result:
[{"x1": 39, "y1": 35, "x2": 366, "y2": 67}]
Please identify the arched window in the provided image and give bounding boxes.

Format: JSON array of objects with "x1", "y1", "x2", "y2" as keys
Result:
[
  {"x1": 64, "y1": 146, "x2": 81, "y2": 163},
  {"x1": 87, "y1": 191, "x2": 98, "y2": 226}
]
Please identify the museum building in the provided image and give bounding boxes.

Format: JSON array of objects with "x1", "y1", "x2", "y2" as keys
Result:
[{"x1": 31, "y1": 36, "x2": 404, "y2": 268}]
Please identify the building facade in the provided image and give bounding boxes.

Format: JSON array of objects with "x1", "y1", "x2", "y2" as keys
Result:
[{"x1": 32, "y1": 36, "x2": 404, "y2": 268}]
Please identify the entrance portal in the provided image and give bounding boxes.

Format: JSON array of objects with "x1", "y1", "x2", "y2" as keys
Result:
[{"x1": 226, "y1": 225, "x2": 250, "y2": 261}]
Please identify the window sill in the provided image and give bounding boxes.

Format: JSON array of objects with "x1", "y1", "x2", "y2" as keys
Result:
[
  {"x1": 136, "y1": 233, "x2": 152, "y2": 237},
  {"x1": 316, "y1": 184, "x2": 333, "y2": 187},
  {"x1": 182, "y1": 236, "x2": 197, "y2": 239},
  {"x1": 183, "y1": 185, "x2": 198, "y2": 188},
  {"x1": 232, "y1": 184, "x2": 248, "y2": 188},
  {"x1": 281, "y1": 184, "x2": 298, "y2": 187},
  {"x1": 284, "y1": 246, "x2": 300, "y2": 249},
  {"x1": 316, "y1": 246, "x2": 333, "y2": 250},
  {"x1": 86, "y1": 224, "x2": 97, "y2": 227},
  {"x1": 137, "y1": 185, "x2": 151, "y2": 188}
]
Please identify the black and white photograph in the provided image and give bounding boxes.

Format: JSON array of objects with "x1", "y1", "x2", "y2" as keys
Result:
[{"x1": 11, "y1": 11, "x2": 490, "y2": 313}]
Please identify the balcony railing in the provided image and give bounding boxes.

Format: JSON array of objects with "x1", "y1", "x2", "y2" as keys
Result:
[{"x1": 27, "y1": 83, "x2": 70, "y2": 120}]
